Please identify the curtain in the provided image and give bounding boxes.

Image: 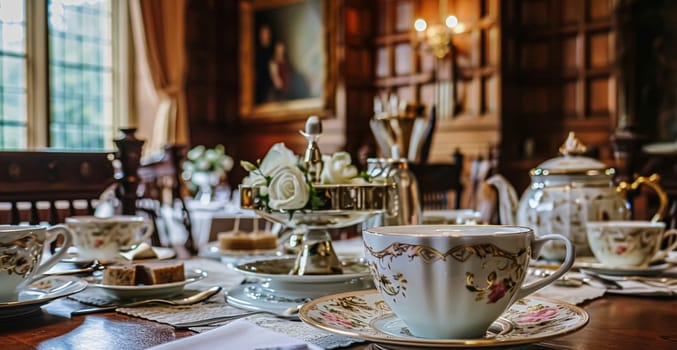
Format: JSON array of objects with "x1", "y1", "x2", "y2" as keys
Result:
[{"x1": 130, "y1": 0, "x2": 189, "y2": 155}]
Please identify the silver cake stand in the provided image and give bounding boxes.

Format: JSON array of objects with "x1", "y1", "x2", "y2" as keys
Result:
[{"x1": 227, "y1": 183, "x2": 388, "y2": 313}]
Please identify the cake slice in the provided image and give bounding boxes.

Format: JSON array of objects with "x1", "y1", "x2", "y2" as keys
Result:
[
  {"x1": 102, "y1": 261, "x2": 185, "y2": 286},
  {"x1": 102, "y1": 264, "x2": 136, "y2": 285},
  {"x1": 218, "y1": 231, "x2": 277, "y2": 251},
  {"x1": 136, "y1": 262, "x2": 185, "y2": 285}
]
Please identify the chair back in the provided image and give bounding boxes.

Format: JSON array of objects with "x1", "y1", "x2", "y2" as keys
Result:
[
  {"x1": 0, "y1": 151, "x2": 116, "y2": 225},
  {"x1": 138, "y1": 144, "x2": 196, "y2": 258},
  {"x1": 409, "y1": 161, "x2": 463, "y2": 210}
]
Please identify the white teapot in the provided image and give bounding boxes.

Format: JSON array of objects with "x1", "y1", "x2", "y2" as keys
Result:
[{"x1": 488, "y1": 132, "x2": 668, "y2": 260}]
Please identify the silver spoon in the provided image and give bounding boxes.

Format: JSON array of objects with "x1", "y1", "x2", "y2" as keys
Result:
[
  {"x1": 72, "y1": 286, "x2": 222, "y2": 315},
  {"x1": 173, "y1": 303, "x2": 301, "y2": 329}
]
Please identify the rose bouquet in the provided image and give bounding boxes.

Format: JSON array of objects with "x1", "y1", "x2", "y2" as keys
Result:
[
  {"x1": 182, "y1": 144, "x2": 234, "y2": 195},
  {"x1": 240, "y1": 143, "x2": 378, "y2": 214}
]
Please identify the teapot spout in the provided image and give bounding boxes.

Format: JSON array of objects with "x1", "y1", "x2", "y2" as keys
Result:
[{"x1": 487, "y1": 174, "x2": 520, "y2": 225}]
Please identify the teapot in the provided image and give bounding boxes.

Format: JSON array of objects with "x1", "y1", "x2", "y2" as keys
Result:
[{"x1": 487, "y1": 132, "x2": 668, "y2": 260}]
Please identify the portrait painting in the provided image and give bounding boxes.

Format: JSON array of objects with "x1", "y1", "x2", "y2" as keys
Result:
[{"x1": 240, "y1": 0, "x2": 336, "y2": 120}]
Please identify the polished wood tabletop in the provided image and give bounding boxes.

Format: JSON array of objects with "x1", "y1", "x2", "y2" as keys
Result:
[{"x1": 1, "y1": 294, "x2": 675, "y2": 350}]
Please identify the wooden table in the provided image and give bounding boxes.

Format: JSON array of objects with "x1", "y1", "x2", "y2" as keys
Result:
[{"x1": 1, "y1": 294, "x2": 675, "y2": 349}]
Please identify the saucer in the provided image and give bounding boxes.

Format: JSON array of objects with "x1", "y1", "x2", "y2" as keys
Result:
[
  {"x1": 0, "y1": 276, "x2": 87, "y2": 320},
  {"x1": 84, "y1": 269, "x2": 207, "y2": 299},
  {"x1": 299, "y1": 290, "x2": 589, "y2": 348},
  {"x1": 574, "y1": 257, "x2": 672, "y2": 277}
]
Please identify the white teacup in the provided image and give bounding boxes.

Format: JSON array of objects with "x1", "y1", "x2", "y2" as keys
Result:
[
  {"x1": 363, "y1": 225, "x2": 574, "y2": 339},
  {"x1": 65, "y1": 215, "x2": 154, "y2": 260},
  {"x1": 586, "y1": 221, "x2": 677, "y2": 267},
  {"x1": 0, "y1": 225, "x2": 73, "y2": 302}
]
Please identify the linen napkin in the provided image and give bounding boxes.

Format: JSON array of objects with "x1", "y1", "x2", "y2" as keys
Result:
[
  {"x1": 119, "y1": 242, "x2": 176, "y2": 260},
  {"x1": 147, "y1": 319, "x2": 323, "y2": 350}
]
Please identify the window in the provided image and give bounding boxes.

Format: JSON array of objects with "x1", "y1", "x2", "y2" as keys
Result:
[{"x1": 0, "y1": 0, "x2": 129, "y2": 150}]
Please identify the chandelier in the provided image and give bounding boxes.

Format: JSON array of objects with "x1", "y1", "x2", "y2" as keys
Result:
[{"x1": 413, "y1": 1, "x2": 464, "y2": 59}]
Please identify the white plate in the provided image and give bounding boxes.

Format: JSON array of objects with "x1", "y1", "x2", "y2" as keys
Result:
[
  {"x1": 574, "y1": 257, "x2": 672, "y2": 276},
  {"x1": 61, "y1": 246, "x2": 176, "y2": 264},
  {"x1": 0, "y1": 276, "x2": 87, "y2": 319},
  {"x1": 234, "y1": 257, "x2": 371, "y2": 283},
  {"x1": 84, "y1": 269, "x2": 207, "y2": 299},
  {"x1": 299, "y1": 290, "x2": 589, "y2": 348}
]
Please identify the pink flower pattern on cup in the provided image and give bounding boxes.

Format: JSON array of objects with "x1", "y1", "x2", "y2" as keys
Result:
[{"x1": 488, "y1": 280, "x2": 509, "y2": 304}]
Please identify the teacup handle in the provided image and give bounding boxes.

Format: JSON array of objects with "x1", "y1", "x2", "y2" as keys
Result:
[
  {"x1": 122, "y1": 217, "x2": 155, "y2": 249},
  {"x1": 650, "y1": 229, "x2": 677, "y2": 264},
  {"x1": 33, "y1": 225, "x2": 74, "y2": 277},
  {"x1": 514, "y1": 234, "x2": 575, "y2": 301},
  {"x1": 617, "y1": 174, "x2": 668, "y2": 222}
]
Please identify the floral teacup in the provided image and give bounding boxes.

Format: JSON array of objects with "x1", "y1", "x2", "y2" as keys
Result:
[
  {"x1": 65, "y1": 216, "x2": 153, "y2": 261},
  {"x1": 362, "y1": 225, "x2": 574, "y2": 339},
  {"x1": 586, "y1": 221, "x2": 677, "y2": 267},
  {"x1": 0, "y1": 225, "x2": 73, "y2": 301}
]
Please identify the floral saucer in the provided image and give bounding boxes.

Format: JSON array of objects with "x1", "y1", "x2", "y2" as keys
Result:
[
  {"x1": 0, "y1": 275, "x2": 87, "y2": 320},
  {"x1": 574, "y1": 257, "x2": 672, "y2": 277},
  {"x1": 299, "y1": 290, "x2": 589, "y2": 348}
]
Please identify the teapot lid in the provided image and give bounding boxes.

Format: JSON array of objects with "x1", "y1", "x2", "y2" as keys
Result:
[{"x1": 532, "y1": 132, "x2": 610, "y2": 175}]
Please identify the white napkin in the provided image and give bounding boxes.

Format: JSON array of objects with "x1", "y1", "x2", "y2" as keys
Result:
[
  {"x1": 147, "y1": 319, "x2": 323, "y2": 350},
  {"x1": 119, "y1": 242, "x2": 176, "y2": 260}
]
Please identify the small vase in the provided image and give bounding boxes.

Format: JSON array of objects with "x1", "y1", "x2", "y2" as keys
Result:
[{"x1": 192, "y1": 171, "x2": 220, "y2": 205}]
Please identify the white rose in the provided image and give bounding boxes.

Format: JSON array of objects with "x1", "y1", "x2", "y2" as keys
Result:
[
  {"x1": 259, "y1": 143, "x2": 298, "y2": 177},
  {"x1": 321, "y1": 151, "x2": 358, "y2": 184},
  {"x1": 268, "y1": 165, "x2": 310, "y2": 210}
]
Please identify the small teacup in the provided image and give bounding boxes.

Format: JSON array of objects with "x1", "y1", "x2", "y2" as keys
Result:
[
  {"x1": 0, "y1": 225, "x2": 73, "y2": 302},
  {"x1": 586, "y1": 221, "x2": 677, "y2": 267},
  {"x1": 65, "y1": 215, "x2": 154, "y2": 261},
  {"x1": 363, "y1": 225, "x2": 574, "y2": 339}
]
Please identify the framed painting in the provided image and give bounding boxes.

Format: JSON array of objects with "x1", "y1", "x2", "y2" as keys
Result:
[{"x1": 239, "y1": 0, "x2": 336, "y2": 121}]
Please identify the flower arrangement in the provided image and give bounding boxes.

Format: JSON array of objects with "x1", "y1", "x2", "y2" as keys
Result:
[
  {"x1": 240, "y1": 142, "x2": 375, "y2": 212},
  {"x1": 182, "y1": 144, "x2": 234, "y2": 193}
]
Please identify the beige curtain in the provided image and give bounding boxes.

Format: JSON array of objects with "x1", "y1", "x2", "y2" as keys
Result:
[{"x1": 130, "y1": 0, "x2": 189, "y2": 155}]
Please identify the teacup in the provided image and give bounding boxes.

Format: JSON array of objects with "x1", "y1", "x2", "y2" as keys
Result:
[
  {"x1": 586, "y1": 221, "x2": 677, "y2": 267},
  {"x1": 65, "y1": 215, "x2": 154, "y2": 260},
  {"x1": 362, "y1": 225, "x2": 574, "y2": 339},
  {"x1": 0, "y1": 225, "x2": 73, "y2": 302}
]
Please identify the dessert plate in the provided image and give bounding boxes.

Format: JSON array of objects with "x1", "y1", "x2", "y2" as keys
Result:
[
  {"x1": 227, "y1": 257, "x2": 374, "y2": 314},
  {"x1": 299, "y1": 290, "x2": 589, "y2": 348},
  {"x1": 84, "y1": 269, "x2": 207, "y2": 299},
  {"x1": 0, "y1": 275, "x2": 87, "y2": 320},
  {"x1": 574, "y1": 257, "x2": 672, "y2": 277},
  {"x1": 234, "y1": 257, "x2": 371, "y2": 283}
]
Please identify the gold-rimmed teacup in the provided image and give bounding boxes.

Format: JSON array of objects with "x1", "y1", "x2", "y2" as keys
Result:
[{"x1": 362, "y1": 225, "x2": 574, "y2": 339}]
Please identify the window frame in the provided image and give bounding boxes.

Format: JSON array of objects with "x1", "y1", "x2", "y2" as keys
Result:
[{"x1": 22, "y1": 0, "x2": 131, "y2": 150}]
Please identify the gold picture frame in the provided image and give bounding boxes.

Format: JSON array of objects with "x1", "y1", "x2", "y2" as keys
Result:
[{"x1": 239, "y1": 0, "x2": 336, "y2": 121}]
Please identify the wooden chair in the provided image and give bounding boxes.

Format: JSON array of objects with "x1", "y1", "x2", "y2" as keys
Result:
[
  {"x1": 409, "y1": 153, "x2": 464, "y2": 210},
  {"x1": 0, "y1": 151, "x2": 117, "y2": 225},
  {"x1": 137, "y1": 144, "x2": 197, "y2": 258}
]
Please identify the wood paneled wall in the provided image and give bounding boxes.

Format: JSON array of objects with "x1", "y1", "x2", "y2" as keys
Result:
[
  {"x1": 184, "y1": 0, "x2": 375, "y2": 187},
  {"x1": 501, "y1": 0, "x2": 617, "y2": 192},
  {"x1": 374, "y1": 0, "x2": 501, "y2": 162},
  {"x1": 182, "y1": 0, "x2": 621, "y2": 194}
]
